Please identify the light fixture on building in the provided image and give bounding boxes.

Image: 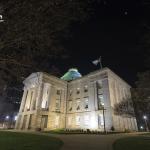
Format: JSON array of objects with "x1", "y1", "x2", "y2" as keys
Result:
[{"x1": 0, "y1": 15, "x2": 4, "y2": 22}]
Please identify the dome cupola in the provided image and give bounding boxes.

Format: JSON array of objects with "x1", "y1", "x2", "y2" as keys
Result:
[{"x1": 61, "y1": 68, "x2": 82, "y2": 81}]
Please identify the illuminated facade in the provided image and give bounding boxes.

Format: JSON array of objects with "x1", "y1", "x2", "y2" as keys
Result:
[{"x1": 15, "y1": 68, "x2": 138, "y2": 131}]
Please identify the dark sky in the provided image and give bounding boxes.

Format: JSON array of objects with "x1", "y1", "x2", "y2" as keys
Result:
[{"x1": 57, "y1": 0, "x2": 149, "y2": 86}]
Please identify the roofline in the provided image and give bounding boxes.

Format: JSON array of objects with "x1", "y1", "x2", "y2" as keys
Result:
[
  {"x1": 23, "y1": 72, "x2": 67, "y2": 85},
  {"x1": 106, "y1": 68, "x2": 131, "y2": 88},
  {"x1": 67, "y1": 67, "x2": 131, "y2": 87},
  {"x1": 24, "y1": 67, "x2": 131, "y2": 88}
]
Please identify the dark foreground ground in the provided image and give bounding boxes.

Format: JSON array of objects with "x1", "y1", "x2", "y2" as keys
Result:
[
  {"x1": 34, "y1": 131, "x2": 150, "y2": 150},
  {"x1": 0, "y1": 131, "x2": 149, "y2": 150},
  {"x1": 113, "y1": 134, "x2": 150, "y2": 150},
  {"x1": 0, "y1": 131, "x2": 63, "y2": 150}
]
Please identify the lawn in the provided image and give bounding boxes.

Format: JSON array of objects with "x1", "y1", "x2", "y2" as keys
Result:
[
  {"x1": 113, "y1": 135, "x2": 150, "y2": 150},
  {"x1": 0, "y1": 131, "x2": 63, "y2": 150}
]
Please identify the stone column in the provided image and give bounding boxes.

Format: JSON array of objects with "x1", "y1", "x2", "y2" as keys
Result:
[
  {"x1": 15, "y1": 87, "x2": 28, "y2": 129},
  {"x1": 134, "y1": 118, "x2": 138, "y2": 131},
  {"x1": 34, "y1": 82, "x2": 44, "y2": 129},
  {"x1": 36, "y1": 83, "x2": 44, "y2": 110},
  {"x1": 103, "y1": 78, "x2": 113, "y2": 131},
  {"x1": 19, "y1": 87, "x2": 28, "y2": 113},
  {"x1": 47, "y1": 84, "x2": 52, "y2": 108},
  {"x1": 94, "y1": 81, "x2": 98, "y2": 111}
]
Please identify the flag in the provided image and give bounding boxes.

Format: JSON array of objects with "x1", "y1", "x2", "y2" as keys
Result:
[
  {"x1": 92, "y1": 57, "x2": 103, "y2": 69},
  {"x1": 92, "y1": 58, "x2": 100, "y2": 65}
]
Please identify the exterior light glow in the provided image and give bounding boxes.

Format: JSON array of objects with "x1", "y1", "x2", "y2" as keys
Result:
[
  {"x1": 143, "y1": 116, "x2": 147, "y2": 120},
  {"x1": 14, "y1": 116, "x2": 18, "y2": 121},
  {"x1": 6, "y1": 116, "x2": 9, "y2": 119},
  {"x1": 90, "y1": 116, "x2": 97, "y2": 129},
  {"x1": 140, "y1": 126, "x2": 143, "y2": 129},
  {"x1": 0, "y1": 15, "x2": 4, "y2": 22}
]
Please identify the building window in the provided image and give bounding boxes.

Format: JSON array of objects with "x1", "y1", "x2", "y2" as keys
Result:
[
  {"x1": 41, "y1": 84, "x2": 50, "y2": 110},
  {"x1": 68, "y1": 100, "x2": 72, "y2": 111},
  {"x1": 76, "y1": 116, "x2": 80, "y2": 126},
  {"x1": 47, "y1": 89, "x2": 49, "y2": 95},
  {"x1": 76, "y1": 99, "x2": 80, "y2": 110},
  {"x1": 98, "y1": 94, "x2": 104, "y2": 110},
  {"x1": 76, "y1": 88, "x2": 80, "y2": 94},
  {"x1": 84, "y1": 97, "x2": 89, "y2": 109},
  {"x1": 55, "y1": 116, "x2": 59, "y2": 126},
  {"x1": 56, "y1": 89, "x2": 61, "y2": 95},
  {"x1": 97, "y1": 81, "x2": 103, "y2": 95},
  {"x1": 41, "y1": 99, "x2": 48, "y2": 110},
  {"x1": 68, "y1": 116, "x2": 72, "y2": 126},
  {"x1": 84, "y1": 115, "x2": 89, "y2": 126},
  {"x1": 31, "y1": 91, "x2": 33, "y2": 100},
  {"x1": 84, "y1": 85, "x2": 88, "y2": 92},
  {"x1": 32, "y1": 100, "x2": 36, "y2": 110},
  {"x1": 22, "y1": 115, "x2": 27, "y2": 129},
  {"x1": 28, "y1": 114, "x2": 33, "y2": 129},
  {"x1": 41, "y1": 115, "x2": 48, "y2": 129},
  {"x1": 97, "y1": 81, "x2": 102, "y2": 89},
  {"x1": 69, "y1": 90, "x2": 72, "y2": 96},
  {"x1": 98, "y1": 114, "x2": 104, "y2": 126},
  {"x1": 56, "y1": 99, "x2": 61, "y2": 111}
]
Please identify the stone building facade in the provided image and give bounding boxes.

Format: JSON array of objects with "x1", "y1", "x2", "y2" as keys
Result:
[{"x1": 15, "y1": 68, "x2": 138, "y2": 131}]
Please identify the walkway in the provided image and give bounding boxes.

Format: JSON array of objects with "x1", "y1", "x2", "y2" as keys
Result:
[{"x1": 40, "y1": 133, "x2": 141, "y2": 150}]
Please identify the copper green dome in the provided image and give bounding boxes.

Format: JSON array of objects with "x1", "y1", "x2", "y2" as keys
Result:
[{"x1": 61, "y1": 68, "x2": 82, "y2": 81}]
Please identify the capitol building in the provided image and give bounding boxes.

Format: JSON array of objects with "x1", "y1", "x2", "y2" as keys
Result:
[{"x1": 15, "y1": 67, "x2": 137, "y2": 131}]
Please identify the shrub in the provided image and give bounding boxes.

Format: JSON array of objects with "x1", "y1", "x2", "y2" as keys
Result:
[
  {"x1": 35, "y1": 128, "x2": 41, "y2": 131},
  {"x1": 124, "y1": 128, "x2": 130, "y2": 133},
  {"x1": 87, "y1": 129, "x2": 91, "y2": 133},
  {"x1": 110, "y1": 126, "x2": 115, "y2": 131}
]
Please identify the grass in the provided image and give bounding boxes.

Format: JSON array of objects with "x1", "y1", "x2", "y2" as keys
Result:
[
  {"x1": 141, "y1": 132, "x2": 150, "y2": 136},
  {"x1": 0, "y1": 131, "x2": 63, "y2": 150},
  {"x1": 113, "y1": 135, "x2": 150, "y2": 150}
]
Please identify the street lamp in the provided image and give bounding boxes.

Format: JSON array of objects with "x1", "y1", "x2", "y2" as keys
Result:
[{"x1": 143, "y1": 115, "x2": 149, "y2": 132}]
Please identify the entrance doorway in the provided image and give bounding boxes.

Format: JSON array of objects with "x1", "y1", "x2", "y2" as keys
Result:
[
  {"x1": 22, "y1": 115, "x2": 27, "y2": 129},
  {"x1": 40, "y1": 115, "x2": 48, "y2": 129}
]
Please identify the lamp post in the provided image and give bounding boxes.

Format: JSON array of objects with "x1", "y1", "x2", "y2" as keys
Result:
[
  {"x1": 102, "y1": 107, "x2": 106, "y2": 134},
  {"x1": 143, "y1": 115, "x2": 149, "y2": 132},
  {"x1": 5, "y1": 115, "x2": 10, "y2": 129}
]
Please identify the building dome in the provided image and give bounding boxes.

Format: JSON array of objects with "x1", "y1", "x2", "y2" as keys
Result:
[{"x1": 61, "y1": 68, "x2": 82, "y2": 81}]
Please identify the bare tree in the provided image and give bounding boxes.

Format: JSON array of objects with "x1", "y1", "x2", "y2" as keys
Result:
[
  {"x1": 0, "y1": 0, "x2": 99, "y2": 115},
  {"x1": 114, "y1": 97, "x2": 135, "y2": 117}
]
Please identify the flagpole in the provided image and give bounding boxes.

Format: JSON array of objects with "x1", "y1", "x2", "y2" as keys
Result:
[
  {"x1": 99, "y1": 56, "x2": 103, "y2": 69},
  {"x1": 92, "y1": 56, "x2": 103, "y2": 69}
]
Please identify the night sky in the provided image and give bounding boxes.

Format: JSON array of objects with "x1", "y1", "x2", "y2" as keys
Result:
[{"x1": 55, "y1": 1, "x2": 149, "y2": 86}]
